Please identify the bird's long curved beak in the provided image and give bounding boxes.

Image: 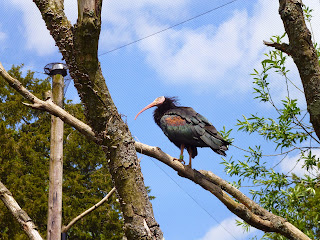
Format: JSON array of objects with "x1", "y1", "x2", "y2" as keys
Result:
[{"x1": 134, "y1": 101, "x2": 157, "y2": 120}]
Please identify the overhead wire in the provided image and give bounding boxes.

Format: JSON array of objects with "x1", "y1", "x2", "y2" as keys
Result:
[{"x1": 98, "y1": 0, "x2": 240, "y2": 56}]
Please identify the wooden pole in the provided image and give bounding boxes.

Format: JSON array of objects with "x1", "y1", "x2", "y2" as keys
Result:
[{"x1": 47, "y1": 73, "x2": 64, "y2": 240}]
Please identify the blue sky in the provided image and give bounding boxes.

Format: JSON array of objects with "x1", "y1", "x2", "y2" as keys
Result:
[{"x1": 1, "y1": 0, "x2": 320, "y2": 239}]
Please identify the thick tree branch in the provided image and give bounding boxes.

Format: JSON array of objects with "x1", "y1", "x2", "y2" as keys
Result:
[
  {"x1": 134, "y1": 142, "x2": 311, "y2": 240},
  {"x1": 265, "y1": 0, "x2": 320, "y2": 140},
  {"x1": 62, "y1": 187, "x2": 116, "y2": 233},
  {"x1": 0, "y1": 181, "x2": 43, "y2": 240}
]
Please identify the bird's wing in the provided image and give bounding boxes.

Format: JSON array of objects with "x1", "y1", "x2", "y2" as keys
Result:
[{"x1": 165, "y1": 107, "x2": 229, "y2": 155}]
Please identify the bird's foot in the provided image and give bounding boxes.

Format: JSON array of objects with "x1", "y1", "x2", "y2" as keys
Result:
[{"x1": 173, "y1": 155, "x2": 185, "y2": 165}]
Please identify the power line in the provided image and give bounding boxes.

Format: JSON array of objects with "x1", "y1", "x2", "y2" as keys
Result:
[
  {"x1": 148, "y1": 157, "x2": 239, "y2": 240},
  {"x1": 98, "y1": 0, "x2": 239, "y2": 56}
]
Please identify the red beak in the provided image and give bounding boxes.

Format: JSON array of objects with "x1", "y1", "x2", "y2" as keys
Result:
[{"x1": 134, "y1": 101, "x2": 157, "y2": 120}]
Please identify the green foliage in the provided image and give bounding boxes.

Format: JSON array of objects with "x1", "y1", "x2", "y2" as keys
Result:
[
  {"x1": 303, "y1": 5, "x2": 313, "y2": 23},
  {"x1": 219, "y1": 125, "x2": 234, "y2": 144},
  {"x1": 237, "y1": 98, "x2": 308, "y2": 149},
  {"x1": 222, "y1": 32, "x2": 320, "y2": 239},
  {"x1": 0, "y1": 66, "x2": 124, "y2": 239}
]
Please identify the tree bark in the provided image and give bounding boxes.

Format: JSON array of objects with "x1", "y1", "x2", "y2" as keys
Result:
[
  {"x1": 0, "y1": 181, "x2": 43, "y2": 240},
  {"x1": 0, "y1": 63, "x2": 311, "y2": 239},
  {"x1": 47, "y1": 74, "x2": 64, "y2": 240},
  {"x1": 32, "y1": 0, "x2": 163, "y2": 239},
  {"x1": 266, "y1": 0, "x2": 320, "y2": 140}
]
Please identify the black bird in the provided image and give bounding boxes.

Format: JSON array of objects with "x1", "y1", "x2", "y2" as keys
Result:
[{"x1": 135, "y1": 96, "x2": 229, "y2": 168}]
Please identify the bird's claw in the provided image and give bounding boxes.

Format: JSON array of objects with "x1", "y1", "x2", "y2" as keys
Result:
[{"x1": 173, "y1": 157, "x2": 185, "y2": 165}]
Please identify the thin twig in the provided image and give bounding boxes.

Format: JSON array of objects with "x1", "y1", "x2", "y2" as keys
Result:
[
  {"x1": 232, "y1": 144, "x2": 298, "y2": 157},
  {"x1": 285, "y1": 75, "x2": 304, "y2": 94},
  {"x1": 293, "y1": 115, "x2": 320, "y2": 144},
  {"x1": 62, "y1": 187, "x2": 116, "y2": 233},
  {"x1": 272, "y1": 153, "x2": 289, "y2": 169}
]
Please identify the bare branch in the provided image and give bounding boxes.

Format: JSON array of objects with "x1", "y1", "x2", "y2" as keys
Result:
[
  {"x1": 263, "y1": 40, "x2": 292, "y2": 55},
  {"x1": 0, "y1": 62, "x2": 95, "y2": 141},
  {"x1": 0, "y1": 181, "x2": 43, "y2": 240},
  {"x1": 62, "y1": 187, "x2": 116, "y2": 233},
  {"x1": 0, "y1": 63, "x2": 37, "y2": 102},
  {"x1": 134, "y1": 142, "x2": 311, "y2": 240}
]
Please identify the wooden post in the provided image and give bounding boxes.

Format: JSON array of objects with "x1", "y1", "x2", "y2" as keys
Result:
[{"x1": 47, "y1": 73, "x2": 64, "y2": 240}]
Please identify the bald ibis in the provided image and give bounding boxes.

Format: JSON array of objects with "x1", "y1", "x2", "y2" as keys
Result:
[{"x1": 135, "y1": 96, "x2": 229, "y2": 167}]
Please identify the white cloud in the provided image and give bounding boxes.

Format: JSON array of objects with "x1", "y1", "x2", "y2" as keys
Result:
[
  {"x1": 9, "y1": 0, "x2": 57, "y2": 56},
  {"x1": 0, "y1": 30, "x2": 6, "y2": 41},
  {"x1": 197, "y1": 217, "x2": 257, "y2": 240},
  {"x1": 96, "y1": 0, "x2": 291, "y2": 95},
  {"x1": 280, "y1": 149, "x2": 320, "y2": 177},
  {"x1": 8, "y1": 0, "x2": 320, "y2": 95},
  {"x1": 136, "y1": 10, "x2": 246, "y2": 84},
  {"x1": 102, "y1": 0, "x2": 188, "y2": 21},
  {"x1": 131, "y1": 0, "x2": 286, "y2": 94},
  {"x1": 99, "y1": 0, "x2": 189, "y2": 52}
]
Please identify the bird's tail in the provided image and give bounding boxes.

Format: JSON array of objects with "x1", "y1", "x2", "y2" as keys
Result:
[
  {"x1": 201, "y1": 133, "x2": 230, "y2": 156},
  {"x1": 213, "y1": 144, "x2": 228, "y2": 156}
]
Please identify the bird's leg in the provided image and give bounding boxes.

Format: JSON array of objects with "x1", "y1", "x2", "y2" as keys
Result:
[
  {"x1": 173, "y1": 144, "x2": 185, "y2": 164},
  {"x1": 187, "y1": 146, "x2": 193, "y2": 168},
  {"x1": 179, "y1": 143, "x2": 185, "y2": 161}
]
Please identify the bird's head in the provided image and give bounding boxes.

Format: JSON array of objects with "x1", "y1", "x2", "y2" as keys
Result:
[{"x1": 134, "y1": 96, "x2": 165, "y2": 120}]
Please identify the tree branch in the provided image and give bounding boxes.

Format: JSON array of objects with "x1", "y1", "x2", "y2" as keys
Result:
[
  {"x1": 62, "y1": 187, "x2": 116, "y2": 233},
  {"x1": 263, "y1": 40, "x2": 292, "y2": 55},
  {"x1": 134, "y1": 142, "x2": 311, "y2": 240},
  {"x1": 0, "y1": 61, "x2": 311, "y2": 240},
  {"x1": 0, "y1": 62, "x2": 95, "y2": 142},
  {"x1": 0, "y1": 181, "x2": 43, "y2": 240}
]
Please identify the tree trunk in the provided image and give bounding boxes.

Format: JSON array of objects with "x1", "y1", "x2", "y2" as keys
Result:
[
  {"x1": 32, "y1": 0, "x2": 163, "y2": 239},
  {"x1": 270, "y1": 0, "x2": 320, "y2": 140},
  {"x1": 47, "y1": 74, "x2": 64, "y2": 240}
]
